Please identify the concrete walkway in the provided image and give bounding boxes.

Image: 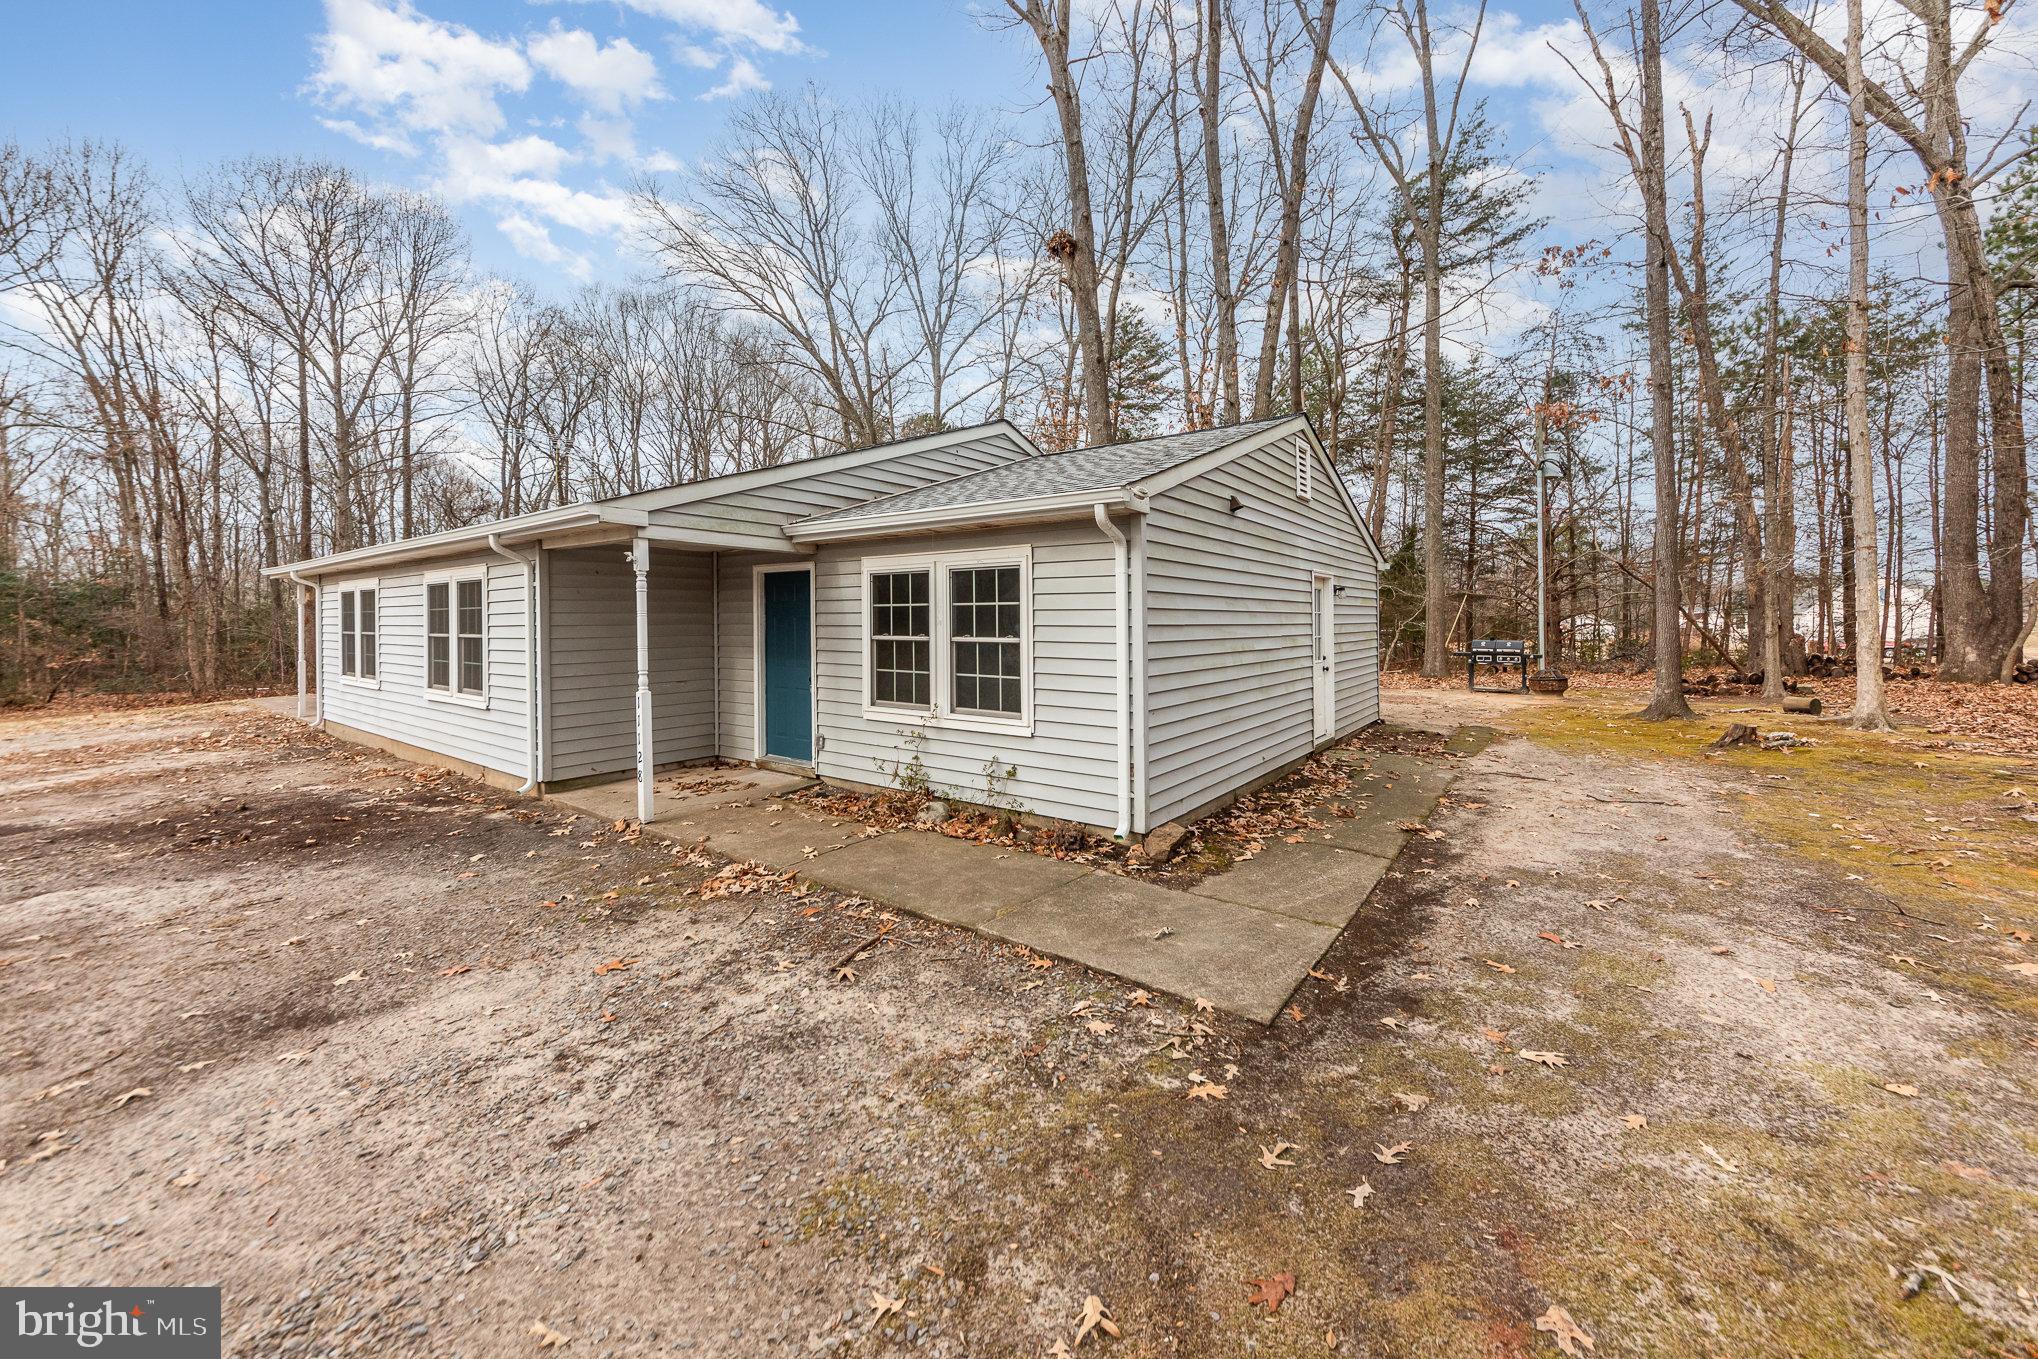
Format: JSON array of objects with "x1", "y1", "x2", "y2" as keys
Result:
[{"x1": 553, "y1": 731, "x2": 1488, "y2": 1023}]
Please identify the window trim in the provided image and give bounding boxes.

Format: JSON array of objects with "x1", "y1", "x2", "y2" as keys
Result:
[
  {"x1": 423, "y1": 567, "x2": 490, "y2": 709},
  {"x1": 335, "y1": 578, "x2": 380, "y2": 689},
  {"x1": 859, "y1": 545, "x2": 1033, "y2": 735}
]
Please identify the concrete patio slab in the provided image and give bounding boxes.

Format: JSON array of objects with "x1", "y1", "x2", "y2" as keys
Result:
[
  {"x1": 588, "y1": 724, "x2": 1477, "y2": 1022},
  {"x1": 803, "y1": 831, "x2": 1090, "y2": 928},
  {"x1": 680, "y1": 801, "x2": 870, "y2": 863},
  {"x1": 986, "y1": 874, "x2": 1341, "y2": 1023},
  {"x1": 551, "y1": 766, "x2": 814, "y2": 829},
  {"x1": 1187, "y1": 841, "x2": 1394, "y2": 928}
]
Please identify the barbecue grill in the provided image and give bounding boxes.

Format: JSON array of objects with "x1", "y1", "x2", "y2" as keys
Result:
[{"x1": 1454, "y1": 639, "x2": 1537, "y2": 692}]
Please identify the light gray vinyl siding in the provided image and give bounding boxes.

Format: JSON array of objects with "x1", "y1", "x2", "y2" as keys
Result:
[
  {"x1": 543, "y1": 546, "x2": 716, "y2": 782},
  {"x1": 1141, "y1": 432, "x2": 1380, "y2": 827},
  {"x1": 316, "y1": 554, "x2": 529, "y2": 777},
  {"x1": 811, "y1": 519, "x2": 1121, "y2": 828},
  {"x1": 648, "y1": 431, "x2": 1033, "y2": 539}
]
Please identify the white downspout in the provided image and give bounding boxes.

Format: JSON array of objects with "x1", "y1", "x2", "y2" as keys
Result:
[
  {"x1": 631, "y1": 535, "x2": 655, "y2": 824},
  {"x1": 1093, "y1": 503, "x2": 1131, "y2": 841},
  {"x1": 488, "y1": 534, "x2": 541, "y2": 795},
  {"x1": 286, "y1": 570, "x2": 321, "y2": 727},
  {"x1": 1129, "y1": 514, "x2": 1148, "y2": 835}
]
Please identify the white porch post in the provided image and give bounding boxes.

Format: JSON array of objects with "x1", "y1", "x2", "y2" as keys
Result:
[{"x1": 632, "y1": 535, "x2": 655, "y2": 823}]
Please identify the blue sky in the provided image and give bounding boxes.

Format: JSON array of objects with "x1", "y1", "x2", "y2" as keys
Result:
[
  {"x1": 11, "y1": 0, "x2": 2004, "y2": 329},
  {"x1": 1, "y1": 0, "x2": 1057, "y2": 284}
]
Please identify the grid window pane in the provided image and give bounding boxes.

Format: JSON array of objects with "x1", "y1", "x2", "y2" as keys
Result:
[
  {"x1": 870, "y1": 570, "x2": 931, "y2": 707},
  {"x1": 426, "y1": 583, "x2": 450, "y2": 690},
  {"x1": 459, "y1": 636, "x2": 484, "y2": 695},
  {"x1": 949, "y1": 566, "x2": 1022, "y2": 715},
  {"x1": 339, "y1": 592, "x2": 357, "y2": 677},
  {"x1": 358, "y1": 590, "x2": 376, "y2": 679}
]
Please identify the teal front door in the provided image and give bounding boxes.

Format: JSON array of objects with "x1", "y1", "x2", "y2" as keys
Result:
[{"x1": 761, "y1": 570, "x2": 813, "y2": 763}]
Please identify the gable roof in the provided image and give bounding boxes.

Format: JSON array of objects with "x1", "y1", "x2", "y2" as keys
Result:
[
  {"x1": 791, "y1": 417, "x2": 1295, "y2": 531},
  {"x1": 265, "y1": 419, "x2": 1038, "y2": 578}
]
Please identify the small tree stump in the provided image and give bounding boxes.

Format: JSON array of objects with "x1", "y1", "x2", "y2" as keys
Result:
[{"x1": 1707, "y1": 723, "x2": 1759, "y2": 751}]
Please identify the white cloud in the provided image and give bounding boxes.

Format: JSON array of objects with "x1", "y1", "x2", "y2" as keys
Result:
[
  {"x1": 572, "y1": 0, "x2": 804, "y2": 55},
  {"x1": 317, "y1": 116, "x2": 419, "y2": 156},
  {"x1": 301, "y1": 0, "x2": 815, "y2": 278},
  {"x1": 497, "y1": 211, "x2": 594, "y2": 280},
  {"x1": 528, "y1": 24, "x2": 665, "y2": 113},
  {"x1": 310, "y1": 0, "x2": 530, "y2": 138},
  {"x1": 702, "y1": 56, "x2": 769, "y2": 100}
]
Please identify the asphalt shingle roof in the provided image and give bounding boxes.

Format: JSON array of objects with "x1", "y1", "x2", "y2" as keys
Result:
[{"x1": 795, "y1": 417, "x2": 1295, "y2": 527}]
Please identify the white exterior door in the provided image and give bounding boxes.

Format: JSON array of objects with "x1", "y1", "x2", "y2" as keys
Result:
[{"x1": 1312, "y1": 574, "x2": 1335, "y2": 744}]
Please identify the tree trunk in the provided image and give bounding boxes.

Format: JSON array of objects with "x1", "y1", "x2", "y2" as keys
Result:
[
  {"x1": 1635, "y1": 0, "x2": 1692, "y2": 719},
  {"x1": 1843, "y1": 0, "x2": 1891, "y2": 728}
]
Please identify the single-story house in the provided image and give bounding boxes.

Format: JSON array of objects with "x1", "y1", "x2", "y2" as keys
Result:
[{"x1": 264, "y1": 414, "x2": 1383, "y2": 839}]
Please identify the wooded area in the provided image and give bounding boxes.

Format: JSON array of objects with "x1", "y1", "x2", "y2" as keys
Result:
[{"x1": 1, "y1": 0, "x2": 2033, "y2": 707}]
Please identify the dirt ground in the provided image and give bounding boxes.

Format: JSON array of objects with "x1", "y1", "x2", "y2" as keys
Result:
[{"x1": 2, "y1": 690, "x2": 2035, "y2": 1358}]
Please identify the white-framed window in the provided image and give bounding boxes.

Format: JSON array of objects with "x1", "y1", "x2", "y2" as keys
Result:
[
  {"x1": 425, "y1": 569, "x2": 487, "y2": 703},
  {"x1": 861, "y1": 547, "x2": 1031, "y2": 732},
  {"x1": 1295, "y1": 439, "x2": 1313, "y2": 500},
  {"x1": 337, "y1": 582, "x2": 377, "y2": 683}
]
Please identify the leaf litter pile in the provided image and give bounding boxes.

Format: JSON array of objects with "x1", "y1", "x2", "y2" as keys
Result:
[{"x1": 788, "y1": 723, "x2": 1443, "y2": 888}]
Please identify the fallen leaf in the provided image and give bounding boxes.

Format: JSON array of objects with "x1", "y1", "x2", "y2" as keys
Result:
[
  {"x1": 1346, "y1": 1180, "x2": 1374, "y2": 1209},
  {"x1": 1245, "y1": 1272, "x2": 1295, "y2": 1313},
  {"x1": 176, "y1": 1061, "x2": 211, "y2": 1074},
  {"x1": 439, "y1": 964, "x2": 472, "y2": 977},
  {"x1": 1518, "y1": 1050, "x2": 1569, "y2": 1068},
  {"x1": 1186, "y1": 1082, "x2": 1228, "y2": 1102},
  {"x1": 332, "y1": 969, "x2": 366, "y2": 987},
  {"x1": 1378, "y1": 1016, "x2": 1406, "y2": 1030},
  {"x1": 112, "y1": 1087, "x2": 151, "y2": 1108},
  {"x1": 1479, "y1": 1026, "x2": 1509, "y2": 1043},
  {"x1": 1483, "y1": 959, "x2": 1517, "y2": 974},
  {"x1": 869, "y1": 1290, "x2": 903, "y2": 1319},
  {"x1": 1285, "y1": 1004, "x2": 1305, "y2": 1022},
  {"x1": 1128, "y1": 989, "x2": 1153, "y2": 1006},
  {"x1": 1373, "y1": 1141, "x2": 1411, "y2": 1165},
  {"x1": 1029, "y1": 956, "x2": 1055, "y2": 970},
  {"x1": 1942, "y1": 1160, "x2": 1993, "y2": 1181},
  {"x1": 1882, "y1": 1082, "x2": 1920, "y2": 1098},
  {"x1": 1620, "y1": 1113, "x2": 1647, "y2": 1130},
  {"x1": 1534, "y1": 1304, "x2": 1595, "y2": 1356},
  {"x1": 1537, "y1": 931, "x2": 1581, "y2": 949},
  {"x1": 594, "y1": 958, "x2": 640, "y2": 976},
  {"x1": 1391, "y1": 1090, "x2": 1431, "y2": 1112},
  {"x1": 1258, "y1": 1141, "x2": 1299, "y2": 1169},
  {"x1": 169, "y1": 1171, "x2": 200, "y2": 1188},
  {"x1": 1074, "y1": 1294, "x2": 1120, "y2": 1345},
  {"x1": 1194, "y1": 997, "x2": 1215, "y2": 1013},
  {"x1": 529, "y1": 1320, "x2": 569, "y2": 1349},
  {"x1": 1701, "y1": 1144, "x2": 1741, "y2": 1173}
]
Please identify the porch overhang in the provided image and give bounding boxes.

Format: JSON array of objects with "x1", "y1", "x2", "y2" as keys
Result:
[
  {"x1": 784, "y1": 486, "x2": 1150, "y2": 544},
  {"x1": 262, "y1": 507, "x2": 810, "y2": 579}
]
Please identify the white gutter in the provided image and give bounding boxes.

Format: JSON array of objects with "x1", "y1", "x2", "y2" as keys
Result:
[
  {"x1": 789, "y1": 486, "x2": 1146, "y2": 543},
  {"x1": 487, "y1": 533, "x2": 543, "y2": 794},
  {"x1": 263, "y1": 504, "x2": 630, "y2": 580},
  {"x1": 1093, "y1": 503, "x2": 1132, "y2": 842},
  {"x1": 285, "y1": 570, "x2": 320, "y2": 727}
]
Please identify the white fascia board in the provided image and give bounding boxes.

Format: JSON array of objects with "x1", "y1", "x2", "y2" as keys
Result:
[
  {"x1": 1129, "y1": 415, "x2": 1388, "y2": 569},
  {"x1": 263, "y1": 505, "x2": 646, "y2": 579},
  {"x1": 785, "y1": 487, "x2": 1147, "y2": 543}
]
